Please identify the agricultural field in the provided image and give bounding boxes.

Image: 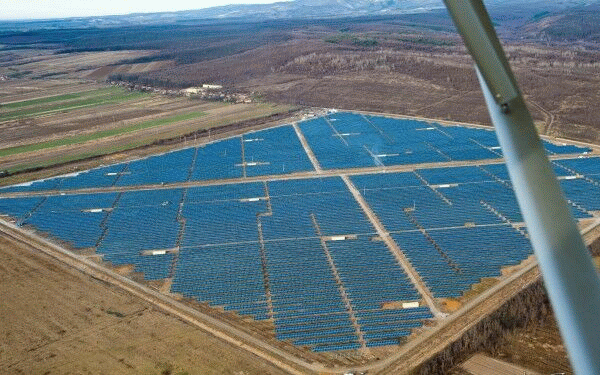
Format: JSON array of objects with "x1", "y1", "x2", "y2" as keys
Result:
[
  {"x1": 4, "y1": 12, "x2": 600, "y2": 148},
  {"x1": 0, "y1": 79, "x2": 297, "y2": 177},
  {"x1": 0, "y1": 49, "x2": 168, "y2": 80}
]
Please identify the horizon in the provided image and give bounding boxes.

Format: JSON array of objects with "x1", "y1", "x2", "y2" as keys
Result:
[{"x1": 0, "y1": 0, "x2": 288, "y2": 21}]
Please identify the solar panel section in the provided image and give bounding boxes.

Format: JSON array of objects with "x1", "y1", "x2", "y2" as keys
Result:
[
  {"x1": 243, "y1": 126, "x2": 315, "y2": 177},
  {"x1": 190, "y1": 138, "x2": 243, "y2": 181},
  {"x1": 56, "y1": 164, "x2": 125, "y2": 190},
  {"x1": 544, "y1": 141, "x2": 592, "y2": 155},
  {"x1": 92, "y1": 189, "x2": 183, "y2": 279},
  {"x1": 0, "y1": 177, "x2": 62, "y2": 193},
  {"x1": 352, "y1": 170, "x2": 535, "y2": 298},
  {"x1": 393, "y1": 225, "x2": 533, "y2": 298},
  {"x1": 116, "y1": 148, "x2": 195, "y2": 186},
  {"x1": 23, "y1": 192, "x2": 117, "y2": 249},
  {"x1": 0, "y1": 196, "x2": 45, "y2": 220},
  {"x1": 182, "y1": 199, "x2": 266, "y2": 247},
  {"x1": 555, "y1": 156, "x2": 600, "y2": 181},
  {"x1": 262, "y1": 177, "x2": 375, "y2": 241},
  {"x1": 561, "y1": 179, "x2": 600, "y2": 212},
  {"x1": 0, "y1": 111, "x2": 598, "y2": 353},
  {"x1": 172, "y1": 243, "x2": 269, "y2": 320},
  {"x1": 416, "y1": 166, "x2": 493, "y2": 185},
  {"x1": 265, "y1": 238, "x2": 360, "y2": 350},
  {"x1": 326, "y1": 237, "x2": 427, "y2": 347}
]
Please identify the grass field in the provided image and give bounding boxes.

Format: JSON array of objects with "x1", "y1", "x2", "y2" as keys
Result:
[
  {"x1": 0, "y1": 80, "x2": 296, "y2": 179},
  {"x1": 0, "y1": 87, "x2": 148, "y2": 121},
  {"x1": 1, "y1": 87, "x2": 117, "y2": 109},
  {"x1": 0, "y1": 111, "x2": 206, "y2": 157}
]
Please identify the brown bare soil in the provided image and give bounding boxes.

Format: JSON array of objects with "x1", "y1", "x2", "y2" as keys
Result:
[
  {"x1": 0, "y1": 235, "x2": 290, "y2": 375},
  {"x1": 246, "y1": 46, "x2": 600, "y2": 145},
  {"x1": 100, "y1": 23, "x2": 600, "y2": 146},
  {"x1": 0, "y1": 82, "x2": 189, "y2": 148},
  {"x1": 85, "y1": 60, "x2": 175, "y2": 81},
  {"x1": 0, "y1": 79, "x2": 99, "y2": 103},
  {"x1": 458, "y1": 354, "x2": 542, "y2": 375},
  {"x1": 0, "y1": 50, "x2": 156, "y2": 80}
]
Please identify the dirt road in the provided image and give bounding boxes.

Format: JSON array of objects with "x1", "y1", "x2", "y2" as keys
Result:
[{"x1": 0, "y1": 223, "x2": 292, "y2": 375}]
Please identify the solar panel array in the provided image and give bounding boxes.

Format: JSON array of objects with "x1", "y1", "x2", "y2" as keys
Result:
[
  {"x1": 0, "y1": 111, "x2": 597, "y2": 352},
  {"x1": 0, "y1": 125, "x2": 315, "y2": 194}
]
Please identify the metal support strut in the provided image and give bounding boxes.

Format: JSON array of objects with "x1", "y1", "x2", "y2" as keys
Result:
[{"x1": 443, "y1": 1, "x2": 600, "y2": 374}]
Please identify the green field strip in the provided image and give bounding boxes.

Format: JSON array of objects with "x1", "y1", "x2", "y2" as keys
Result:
[
  {"x1": 6, "y1": 138, "x2": 160, "y2": 174},
  {"x1": 0, "y1": 89, "x2": 148, "y2": 121},
  {"x1": 0, "y1": 86, "x2": 119, "y2": 110},
  {"x1": 1, "y1": 104, "x2": 296, "y2": 176},
  {"x1": 0, "y1": 111, "x2": 206, "y2": 157}
]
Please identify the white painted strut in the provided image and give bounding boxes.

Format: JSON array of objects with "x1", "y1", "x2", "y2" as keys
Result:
[{"x1": 443, "y1": 1, "x2": 600, "y2": 373}]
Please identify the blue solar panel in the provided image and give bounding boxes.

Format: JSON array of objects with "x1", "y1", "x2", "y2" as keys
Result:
[
  {"x1": 0, "y1": 177, "x2": 61, "y2": 193},
  {"x1": 0, "y1": 196, "x2": 45, "y2": 220},
  {"x1": 190, "y1": 138, "x2": 243, "y2": 181},
  {"x1": 417, "y1": 166, "x2": 494, "y2": 185},
  {"x1": 543, "y1": 140, "x2": 592, "y2": 155},
  {"x1": 59, "y1": 164, "x2": 125, "y2": 190},
  {"x1": 561, "y1": 178, "x2": 600, "y2": 212},
  {"x1": 0, "y1": 111, "x2": 596, "y2": 353},
  {"x1": 116, "y1": 148, "x2": 195, "y2": 186},
  {"x1": 555, "y1": 157, "x2": 600, "y2": 179},
  {"x1": 172, "y1": 244, "x2": 266, "y2": 318},
  {"x1": 243, "y1": 126, "x2": 314, "y2": 176}
]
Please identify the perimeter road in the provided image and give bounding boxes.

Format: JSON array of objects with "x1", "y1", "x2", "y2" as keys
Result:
[
  {"x1": 0, "y1": 153, "x2": 594, "y2": 200},
  {"x1": 372, "y1": 217, "x2": 600, "y2": 375},
  {"x1": 2, "y1": 195, "x2": 599, "y2": 375},
  {"x1": 340, "y1": 174, "x2": 443, "y2": 318},
  {"x1": 292, "y1": 122, "x2": 323, "y2": 173},
  {"x1": 0, "y1": 219, "x2": 318, "y2": 375}
]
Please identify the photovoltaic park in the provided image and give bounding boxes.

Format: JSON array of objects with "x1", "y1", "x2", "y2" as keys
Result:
[{"x1": 1, "y1": 111, "x2": 599, "y2": 353}]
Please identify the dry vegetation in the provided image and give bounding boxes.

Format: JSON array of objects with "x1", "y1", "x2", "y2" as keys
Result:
[
  {"x1": 4, "y1": 13, "x2": 600, "y2": 147},
  {"x1": 486, "y1": 312, "x2": 572, "y2": 374},
  {"x1": 0, "y1": 235, "x2": 290, "y2": 375},
  {"x1": 417, "y1": 279, "x2": 563, "y2": 375},
  {"x1": 0, "y1": 50, "x2": 162, "y2": 80},
  {"x1": 250, "y1": 41, "x2": 600, "y2": 146},
  {"x1": 104, "y1": 23, "x2": 600, "y2": 146}
]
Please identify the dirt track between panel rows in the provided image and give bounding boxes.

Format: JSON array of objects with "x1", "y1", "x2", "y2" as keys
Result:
[{"x1": 1, "y1": 150, "x2": 596, "y2": 200}]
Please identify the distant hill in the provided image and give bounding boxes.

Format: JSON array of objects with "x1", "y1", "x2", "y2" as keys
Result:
[
  {"x1": 0, "y1": 0, "x2": 445, "y2": 31},
  {"x1": 0, "y1": 0, "x2": 598, "y2": 40},
  {"x1": 180, "y1": 0, "x2": 445, "y2": 20},
  {"x1": 115, "y1": 0, "x2": 600, "y2": 24},
  {"x1": 519, "y1": 3, "x2": 600, "y2": 42},
  {"x1": 482, "y1": 1, "x2": 598, "y2": 35}
]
